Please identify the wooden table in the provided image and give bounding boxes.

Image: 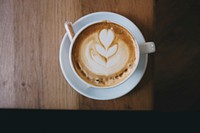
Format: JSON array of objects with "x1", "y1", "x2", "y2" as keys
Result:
[{"x1": 0, "y1": 0, "x2": 155, "y2": 110}]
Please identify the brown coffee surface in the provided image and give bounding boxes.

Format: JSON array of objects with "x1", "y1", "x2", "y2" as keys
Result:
[{"x1": 71, "y1": 21, "x2": 137, "y2": 87}]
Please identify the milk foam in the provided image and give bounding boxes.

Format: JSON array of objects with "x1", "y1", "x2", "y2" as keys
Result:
[
  {"x1": 82, "y1": 37, "x2": 129, "y2": 76},
  {"x1": 72, "y1": 22, "x2": 136, "y2": 87}
]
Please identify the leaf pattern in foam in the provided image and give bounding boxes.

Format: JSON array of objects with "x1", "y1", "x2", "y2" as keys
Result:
[
  {"x1": 95, "y1": 44, "x2": 106, "y2": 57},
  {"x1": 96, "y1": 43, "x2": 118, "y2": 58},
  {"x1": 107, "y1": 44, "x2": 117, "y2": 58},
  {"x1": 90, "y1": 49, "x2": 106, "y2": 66},
  {"x1": 90, "y1": 28, "x2": 119, "y2": 66}
]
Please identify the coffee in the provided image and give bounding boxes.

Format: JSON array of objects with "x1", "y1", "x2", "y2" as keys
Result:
[{"x1": 71, "y1": 21, "x2": 137, "y2": 87}]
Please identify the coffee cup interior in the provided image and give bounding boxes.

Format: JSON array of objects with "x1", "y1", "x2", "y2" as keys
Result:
[{"x1": 68, "y1": 20, "x2": 142, "y2": 88}]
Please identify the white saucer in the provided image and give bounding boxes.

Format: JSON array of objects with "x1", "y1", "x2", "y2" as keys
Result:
[{"x1": 59, "y1": 12, "x2": 148, "y2": 100}]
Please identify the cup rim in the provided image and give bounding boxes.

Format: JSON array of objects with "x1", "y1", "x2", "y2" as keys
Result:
[{"x1": 68, "y1": 20, "x2": 140, "y2": 89}]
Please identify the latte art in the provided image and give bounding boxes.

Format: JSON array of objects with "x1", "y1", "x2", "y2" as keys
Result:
[
  {"x1": 96, "y1": 29, "x2": 117, "y2": 62},
  {"x1": 72, "y1": 21, "x2": 137, "y2": 87},
  {"x1": 92, "y1": 29, "x2": 118, "y2": 68}
]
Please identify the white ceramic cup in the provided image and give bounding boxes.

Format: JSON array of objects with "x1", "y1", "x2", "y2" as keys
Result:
[{"x1": 65, "y1": 20, "x2": 156, "y2": 89}]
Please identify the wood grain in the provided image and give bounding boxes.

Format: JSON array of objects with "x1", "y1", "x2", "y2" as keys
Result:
[
  {"x1": 0, "y1": 0, "x2": 155, "y2": 110},
  {"x1": 0, "y1": 0, "x2": 15, "y2": 107}
]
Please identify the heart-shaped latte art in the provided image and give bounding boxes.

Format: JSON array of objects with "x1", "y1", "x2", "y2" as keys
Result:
[
  {"x1": 94, "y1": 29, "x2": 118, "y2": 64},
  {"x1": 99, "y1": 29, "x2": 114, "y2": 49}
]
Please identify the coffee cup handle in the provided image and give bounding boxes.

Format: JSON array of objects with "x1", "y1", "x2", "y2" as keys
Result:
[
  {"x1": 64, "y1": 21, "x2": 75, "y2": 42},
  {"x1": 139, "y1": 42, "x2": 156, "y2": 54}
]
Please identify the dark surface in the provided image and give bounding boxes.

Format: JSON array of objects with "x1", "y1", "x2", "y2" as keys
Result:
[{"x1": 154, "y1": 0, "x2": 200, "y2": 111}]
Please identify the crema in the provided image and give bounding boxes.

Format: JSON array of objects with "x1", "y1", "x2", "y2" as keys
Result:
[{"x1": 71, "y1": 21, "x2": 137, "y2": 87}]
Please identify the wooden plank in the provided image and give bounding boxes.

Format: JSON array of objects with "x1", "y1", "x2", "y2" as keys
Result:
[
  {"x1": 0, "y1": 0, "x2": 15, "y2": 107},
  {"x1": 0, "y1": 0, "x2": 154, "y2": 110}
]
